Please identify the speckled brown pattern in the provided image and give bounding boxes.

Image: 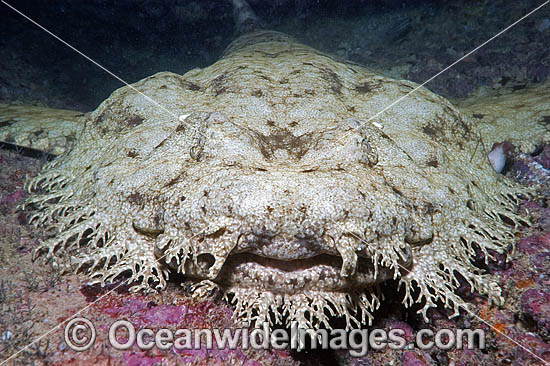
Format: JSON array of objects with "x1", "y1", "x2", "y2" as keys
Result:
[{"x1": 1, "y1": 30, "x2": 547, "y2": 330}]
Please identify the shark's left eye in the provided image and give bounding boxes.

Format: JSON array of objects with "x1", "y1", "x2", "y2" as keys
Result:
[{"x1": 360, "y1": 138, "x2": 378, "y2": 166}]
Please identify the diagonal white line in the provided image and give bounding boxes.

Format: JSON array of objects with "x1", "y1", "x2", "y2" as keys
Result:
[
  {"x1": 344, "y1": 230, "x2": 550, "y2": 365},
  {"x1": 340, "y1": 2, "x2": 550, "y2": 360},
  {"x1": 1, "y1": 0, "x2": 201, "y2": 136},
  {"x1": 2, "y1": 0, "x2": 550, "y2": 365},
  {"x1": 1, "y1": 281, "x2": 118, "y2": 364},
  {"x1": 349, "y1": 0, "x2": 549, "y2": 134},
  {"x1": 466, "y1": 307, "x2": 549, "y2": 365},
  {"x1": 0, "y1": 230, "x2": 204, "y2": 365}
]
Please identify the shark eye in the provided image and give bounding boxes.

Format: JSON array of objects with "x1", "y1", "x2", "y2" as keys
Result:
[
  {"x1": 360, "y1": 138, "x2": 378, "y2": 166},
  {"x1": 189, "y1": 141, "x2": 203, "y2": 161}
]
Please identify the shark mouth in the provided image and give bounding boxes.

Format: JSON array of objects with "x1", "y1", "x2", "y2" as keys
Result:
[
  {"x1": 175, "y1": 248, "x2": 414, "y2": 329},
  {"x1": 184, "y1": 252, "x2": 408, "y2": 293}
]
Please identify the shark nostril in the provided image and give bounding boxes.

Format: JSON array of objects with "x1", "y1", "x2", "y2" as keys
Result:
[
  {"x1": 196, "y1": 253, "x2": 216, "y2": 270},
  {"x1": 360, "y1": 138, "x2": 378, "y2": 166}
]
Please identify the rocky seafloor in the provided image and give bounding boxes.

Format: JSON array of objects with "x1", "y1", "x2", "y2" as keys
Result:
[
  {"x1": 1, "y1": 130, "x2": 549, "y2": 366},
  {"x1": 1, "y1": 0, "x2": 550, "y2": 365}
]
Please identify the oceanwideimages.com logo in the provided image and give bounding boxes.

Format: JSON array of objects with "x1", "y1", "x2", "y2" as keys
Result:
[{"x1": 64, "y1": 317, "x2": 485, "y2": 357}]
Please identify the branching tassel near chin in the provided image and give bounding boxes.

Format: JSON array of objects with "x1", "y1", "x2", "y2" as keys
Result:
[{"x1": 1, "y1": 0, "x2": 547, "y2": 331}]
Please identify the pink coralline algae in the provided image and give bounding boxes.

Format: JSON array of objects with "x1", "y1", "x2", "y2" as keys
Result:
[
  {"x1": 0, "y1": 189, "x2": 26, "y2": 205},
  {"x1": 401, "y1": 350, "x2": 432, "y2": 366},
  {"x1": 533, "y1": 145, "x2": 550, "y2": 170},
  {"x1": 521, "y1": 289, "x2": 550, "y2": 339},
  {"x1": 122, "y1": 352, "x2": 163, "y2": 366},
  {"x1": 44, "y1": 293, "x2": 298, "y2": 366},
  {"x1": 533, "y1": 252, "x2": 550, "y2": 285},
  {"x1": 387, "y1": 321, "x2": 415, "y2": 343},
  {"x1": 90, "y1": 295, "x2": 295, "y2": 366},
  {"x1": 101, "y1": 298, "x2": 189, "y2": 328},
  {"x1": 480, "y1": 144, "x2": 550, "y2": 365},
  {"x1": 507, "y1": 144, "x2": 550, "y2": 185},
  {"x1": 517, "y1": 234, "x2": 550, "y2": 255}
]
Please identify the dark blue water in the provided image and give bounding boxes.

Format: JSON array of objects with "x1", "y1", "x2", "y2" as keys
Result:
[{"x1": 0, "y1": 0, "x2": 548, "y2": 109}]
